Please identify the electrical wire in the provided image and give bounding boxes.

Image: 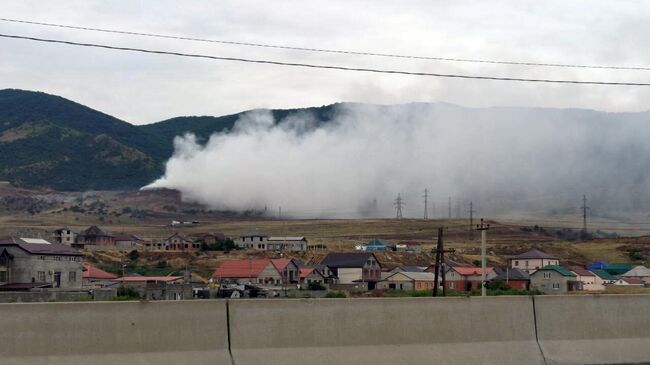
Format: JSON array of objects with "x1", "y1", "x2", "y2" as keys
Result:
[
  {"x1": 2, "y1": 17, "x2": 650, "y2": 71},
  {"x1": 1, "y1": 33, "x2": 650, "y2": 86}
]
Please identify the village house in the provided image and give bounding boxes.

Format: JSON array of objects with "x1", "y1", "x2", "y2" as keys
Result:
[
  {"x1": 510, "y1": 249, "x2": 560, "y2": 274},
  {"x1": 364, "y1": 239, "x2": 392, "y2": 252},
  {"x1": 0, "y1": 237, "x2": 83, "y2": 290},
  {"x1": 443, "y1": 266, "x2": 497, "y2": 292},
  {"x1": 491, "y1": 267, "x2": 530, "y2": 290},
  {"x1": 236, "y1": 231, "x2": 268, "y2": 250},
  {"x1": 191, "y1": 232, "x2": 227, "y2": 244},
  {"x1": 114, "y1": 233, "x2": 146, "y2": 249},
  {"x1": 591, "y1": 269, "x2": 617, "y2": 284},
  {"x1": 312, "y1": 264, "x2": 336, "y2": 284},
  {"x1": 267, "y1": 237, "x2": 308, "y2": 251},
  {"x1": 112, "y1": 276, "x2": 191, "y2": 300},
  {"x1": 529, "y1": 265, "x2": 579, "y2": 294},
  {"x1": 612, "y1": 277, "x2": 645, "y2": 287},
  {"x1": 377, "y1": 271, "x2": 437, "y2": 291},
  {"x1": 76, "y1": 226, "x2": 116, "y2": 246},
  {"x1": 82, "y1": 263, "x2": 118, "y2": 288},
  {"x1": 52, "y1": 227, "x2": 77, "y2": 245},
  {"x1": 299, "y1": 267, "x2": 326, "y2": 287},
  {"x1": 320, "y1": 252, "x2": 382, "y2": 288},
  {"x1": 271, "y1": 258, "x2": 300, "y2": 284},
  {"x1": 212, "y1": 259, "x2": 283, "y2": 286},
  {"x1": 394, "y1": 241, "x2": 423, "y2": 254},
  {"x1": 621, "y1": 266, "x2": 650, "y2": 285},
  {"x1": 164, "y1": 233, "x2": 199, "y2": 251},
  {"x1": 568, "y1": 266, "x2": 605, "y2": 291}
]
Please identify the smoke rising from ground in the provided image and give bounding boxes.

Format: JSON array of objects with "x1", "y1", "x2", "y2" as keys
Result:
[{"x1": 146, "y1": 103, "x2": 650, "y2": 218}]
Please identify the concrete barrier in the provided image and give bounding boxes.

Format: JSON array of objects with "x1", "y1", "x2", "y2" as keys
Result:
[
  {"x1": 228, "y1": 296, "x2": 544, "y2": 365},
  {"x1": 0, "y1": 300, "x2": 231, "y2": 365},
  {"x1": 535, "y1": 295, "x2": 650, "y2": 365}
]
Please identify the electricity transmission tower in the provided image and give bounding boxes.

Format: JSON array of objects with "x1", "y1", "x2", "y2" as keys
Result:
[
  {"x1": 394, "y1": 194, "x2": 404, "y2": 219},
  {"x1": 423, "y1": 189, "x2": 429, "y2": 220},
  {"x1": 581, "y1": 194, "x2": 590, "y2": 233},
  {"x1": 468, "y1": 201, "x2": 476, "y2": 240}
]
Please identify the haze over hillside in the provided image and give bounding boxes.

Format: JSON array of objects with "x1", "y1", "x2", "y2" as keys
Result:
[{"x1": 2, "y1": 89, "x2": 650, "y2": 218}]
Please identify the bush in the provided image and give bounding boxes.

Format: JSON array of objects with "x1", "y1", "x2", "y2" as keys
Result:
[
  {"x1": 127, "y1": 249, "x2": 139, "y2": 261},
  {"x1": 324, "y1": 291, "x2": 347, "y2": 298},
  {"x1": 307, "y1": 281, "x2": 326, "y2": 290},
  {"x1": 115, "y1": 286, "x2": 140, "y2": 301}
]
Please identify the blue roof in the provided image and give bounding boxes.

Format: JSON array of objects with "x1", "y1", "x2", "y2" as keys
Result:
[
  {"x1": 366, "y1": 239, "x2": 391, "y2": 247},
  {"x1": 586, "y1": 261, "x2": 609, "y2": 270}
]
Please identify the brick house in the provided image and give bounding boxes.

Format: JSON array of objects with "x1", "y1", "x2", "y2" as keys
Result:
[
  {"x1": 0, "y1": 237, "x2": 83, "y2": 290},
  {"x1": 529, "y1": 265, "x2": 579, "y2": 294},
  {"x1": 319, "y1": 252, "x2": 382, "y2": 286},
  {"x1": 444, "y1": 266, "x2": 497, "y2": 292},
  {"x1": 491, "y1": 267, "x2": 530, "y2": 290},
  {"x1": 510, "y1": 249, "x2": 559, "y2": 274},
  {"x1": 299, "y1": 267, "x2": 326, "y2": 287},
  {"x1": 376, "y1": 271, "x2": 437, "y2": 291},
  {"x1": 271, "y1": 258, "x2": 300, "y2": 284},
  {"x1": 164, "y1": 233, "x2": 199, "y2": 251},
  {"x1": 76, "y1": 226, "x2": 116, "y2": 246},
  {"x1": 212, "y1": 259, "x2": 283, "y2": 286},
  {"x1": 236, "y1": 231, "x2": 268, "y2": 250},
  {"x1": 568, "y1": 266, "x2": 605, "y2": 291}
]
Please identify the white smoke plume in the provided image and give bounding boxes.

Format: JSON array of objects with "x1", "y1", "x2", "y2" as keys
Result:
[{"x1": 146, "y1": 103, "x2": 650, "y2": 218}]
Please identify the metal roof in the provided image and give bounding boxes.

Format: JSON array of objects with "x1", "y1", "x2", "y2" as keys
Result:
[
  {"x1": 320, "y1": 252, "x2": 379, "y2": 268},
  {"x1": 536, "y1": 265, "x2": 576, "y2": 277},
  {"x1": 0, "y1": 237, "x2": 83, "y2": 256},
  {"x1": 511, "y1": 249, "x2": 558, "y2": 260}
]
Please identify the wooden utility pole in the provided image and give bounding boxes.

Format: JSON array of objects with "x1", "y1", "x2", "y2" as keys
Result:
[
  {"x1": 432, "y1": 227, "x2": 455, "y2": 297},
  {"x1": 476, "y1": 218, "x2": 490, "y2": 297}
]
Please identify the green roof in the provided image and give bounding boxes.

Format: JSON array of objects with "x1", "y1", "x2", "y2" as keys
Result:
[
  {"x1": 607, "y1": 263, "x2": 631, "y2": 269},
  {"x1": 540, "y1": 265, "x2": 576, "y2": 277},
  {"x1": 592, "y1": 269, "x2": 616, "y2": 280}
]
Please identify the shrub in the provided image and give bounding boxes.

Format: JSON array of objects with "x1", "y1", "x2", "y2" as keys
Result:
[
  {"x1": 324, "y1": 291, "x2": 347, "y2": 298},
  {"x1": 127, "y1": 249, "x2": 139, "y2": 261},
  {"x1": 307, "y1": 281, "x2": 326, "y2": 291}
]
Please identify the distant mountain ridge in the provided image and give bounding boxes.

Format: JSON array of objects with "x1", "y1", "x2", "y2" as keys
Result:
[{"x1": 0, "y1": 89, "x2": 335, "y2": 190}]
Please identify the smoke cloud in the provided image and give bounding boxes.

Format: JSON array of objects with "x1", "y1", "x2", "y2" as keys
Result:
[{"x1": 146, "y1": 103, "x2": 650, "y2": 218}]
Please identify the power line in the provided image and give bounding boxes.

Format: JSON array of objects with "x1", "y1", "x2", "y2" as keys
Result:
[
  {"x1": 2, "y1": 33, "x2": 650, "y2": 86},
  {"x1": 2, "y1": 17, "x2": 650, "y2": 72}
]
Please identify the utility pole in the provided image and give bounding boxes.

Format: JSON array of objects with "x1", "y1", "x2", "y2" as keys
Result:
[
  {"x1": 394, "y1": 194, "x2": 404, "y2": 219},
  {"x1": 278, "y1": 206, "x2": 282, "y2": 219},
  {"x1": 581, "y1": 194, "x2": 590, "y2": 233},
  {"x1": 423, "y1": 189, "x2": 429, "y2": 220},
  {"x1": 432, "y1": 227, "x2": 455, "y2": 297},
  {"x1": 476, "y1": 219, "x2": 490, "y2": 297},
  {"x1": 448, "y1": 197, "x2": 452, "y2": 219},
  {"x1": 468, "y1": 201, "x2": 476, "y2": 240}
]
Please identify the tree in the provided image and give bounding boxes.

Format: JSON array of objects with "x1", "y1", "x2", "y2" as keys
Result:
[{"x1": 127, "y1": 249, "x2": 139, "y2": 261}]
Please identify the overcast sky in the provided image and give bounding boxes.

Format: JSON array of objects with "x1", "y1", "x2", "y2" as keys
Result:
[{"x1": 1, "y1": 1, "x2": 649, "y2": 124}]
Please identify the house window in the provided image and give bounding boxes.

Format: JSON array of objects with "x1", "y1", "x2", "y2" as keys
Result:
[
  {"x1": 39, "y1": 256, "x2": 45, "y2": 260},
  {"x1": 525, "y1": 260, "x2": 529, "y2": 266},
  {"x1": 552, "y1": 283, "x2": 560, "y2": 289},
  {"x1": 54, "y1": 256, "x2": 61, "y2": 261},
  {"x1": 37, "y1": 271, "x2": 46, "y2": 282},
  {"x1": 0, "y1": 271, "x2": 7, "y2": 282},
  {"x1": 450, "y1": 282, "x2": 455, "y2": 289},
  {"x1": 69, "y1": 271, "x2": 76, "y2": 282},
  {"x1": 514, "y1": 261, "x2": 519, "y2": 266},
  {"x1": 543, "y1": 272, "x2": 551, "y2": 279}
]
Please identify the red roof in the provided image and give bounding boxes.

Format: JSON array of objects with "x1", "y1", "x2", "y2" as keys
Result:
[
  {"x1": 568, "y1": 266, "x2": 595, "y2": 277},
  {"x1": 452, "y1": 266, "x2": 494, "y2": 276},
  {"x1": 621, "y1": 278, "x2": 644, "y2": 285},
  {"x1": 116, "y1": 276, "x2": 183, "y2": 283},
  {"x1": 82, "y1": 263, "x2": 118, "y2": 280},
  {"x1": 271, "y1": 258, "x2": 292, "y2": 271},
  {"x1": 299, "y1": 267, "x2": 315, "y2": 279},
  {"x1": 212, "y1": 259, "x2": 272, "y2": 279}
]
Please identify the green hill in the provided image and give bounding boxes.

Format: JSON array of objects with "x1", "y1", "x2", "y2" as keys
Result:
[{"x1": 0, "y1": 89, "x2": 335, "y2": 190}]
